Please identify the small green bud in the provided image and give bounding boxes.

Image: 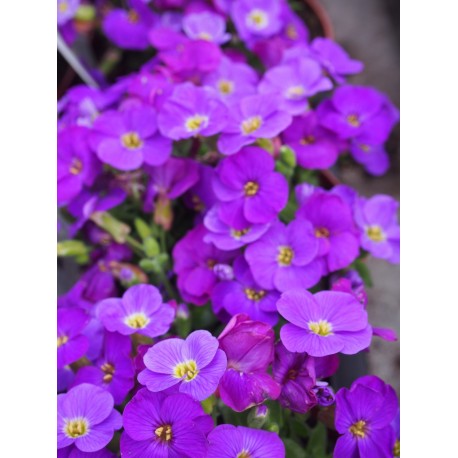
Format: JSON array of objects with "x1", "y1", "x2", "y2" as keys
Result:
[
  {"x1": 90, "y1": 212, "x2": 130, "y2": 243},
  {"x1": 144, "y1": 237, "x2": 160, "y2": 258},
  {"x1": 57, "y1": 240, "x2": 89, "y2": 258},
  {"x1": 75, "y1": 4, "x2": 96, "y2": 21},
  {"x1": 134, "y1": 218, "x2": 152, "y2": 241},
  {"x1": 279, "y1": 145, "x2": 296, "y2": 168}
]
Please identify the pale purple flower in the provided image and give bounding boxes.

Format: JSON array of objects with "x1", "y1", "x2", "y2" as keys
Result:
[
  {"x1": 182, "y1": 11, "x2": 231, "y2": 44},
  {"x1": 58, "y1": 308, "x2": 90, "y2": 368},
  {"x1": 57, "y1": 0, "x2": 80, "y2": 26}
]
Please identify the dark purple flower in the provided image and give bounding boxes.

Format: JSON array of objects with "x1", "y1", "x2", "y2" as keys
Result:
[
  {"x1": 331, "y1": 270, "x2": 368, "y2": 307},
  {"x1": 58, "y1": 308, "x2": 90, "y2": 368},
  {"x1": 58, "y1": 367, "x2": 75, "y2": 393},
  {"x1": 259, "y1": 58, "x2": 332, "y2": 115},
  {"x1": 213, "y1": 147, "x2": 288, "y2": 224},
  {"x1": 218, "y1": 314, "x2": 281, "y2": 411},
  {"x1": 245, "y1": 219, "x2": 321, "y2": 292},
  {"x1": 282, "y1": 112, "x2": 340, "y2": 169},
  {"x1": 310, "y1": 38, "x2": 364, "y2": 83},
  {"x1": 349, "y1": 139, "x2": 390, "y2": 176},
  {"x1": 184, "y1": 163, "x2": 218, "y2": 216},
  {"x1": 57, "y1": 0, "x2": 80, "y2": 26},
  {"x1": 312, "y1": 381, "x2": 335, "y2": 407},
  {"x1": 296, "y1": 192, "x2": 360, "y2": 273},
  {"x1": 182, "y1": 11, "x2": 230, "y2": 44},
  {"x1": 212, "y1": 256, "x2": 280, "y2": 326},
  {"x1": 121, "y1": 389, "x2": 213, "y2": 458},
  {"x1": 138, "y1": 330, "x2": 227, "y2": 401},
  {"x1": 207, "y1": 425, "x2": 285, "y2": 458},
  {"x1": 90, "y1": 106, "x2": 171, "y2": 171},
  {"x1": 72, "y1": 332, "x2": 135, "y2": 404},
  {"x1": 158, "y1": 83, "x2": 227, "y2": 140},
  {"x1": 96, "y1": 284, "x2": 175, "y2": 338},
  {"x1": 58, "y1": 126, "x2": 100, "y2": 206},
  {"x1": 57, "y1": 384, "x2": 122, "y2": 452},
  {"x1": 334, "y1": 376, "x2": 398, "y2": 458},
  {"x1": 278, "y1": 290, "x2": 372, "y2": 357},
  {"x1": 354, "y1": 195, "x2": 400, "y2": 263},
  {"x1": 58, "y1": 445, "x2": 116, "y2": 457},
  {"x1": 217, "y1": 94, "x2": 292, "y2": 155},
  {"x1": 172, "y1": 224, "x2": 235, "y2": 305}
]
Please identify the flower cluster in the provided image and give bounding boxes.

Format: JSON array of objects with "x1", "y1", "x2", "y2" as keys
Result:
[{"x1": 57, "y1": 0, "x2": 400, "y2": 456}]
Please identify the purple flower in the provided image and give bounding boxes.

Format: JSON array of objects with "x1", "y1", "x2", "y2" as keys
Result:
[
  {"x1": 310, "y1": 38, "x2": 364, "y2": 83},
  {"x1": 121, "y1": 389, "x2": 213, "y2": 458},
  {"x1": 349, "y1": 139, "x2": 390, "y2": 176},
  {"x1": 172, "y1": 224, "x2": 236, "y2": 305},
  {"x1": 96, "y1": 284, "x2": 175, "y2": 338},
  {"x1": 296, "y1": 192, "x2": 360, "y2": 272},
  {"x1": 207, "y1": 425, "x2": 285, "y2": 458},
  {"x1": 331, "y1": 269, "x2": 368, "y2": 307},
  {"x1": 312, "y1": 381, "x2": 335, "y2": 407},
  {"x1": 213, "y1": 147, "x2": 288, "y2": 224},
  {"x1": 57, "y1": 0, "x2": 79, "y2": 26},
  {"x1": 72, "y1": 332, "x2": 135, "y2": 404},
  {"x1": 245, "y1": 219, "x2": 322, "y2": 292},
  {"x1": 212, "y1": 256, "x2": 280, "y2": 326},
  {"x1": 184, "y1": 163, "x2": 218, "y2": 215},
  {"x1": 90, "y1": 106, "x2": 172, "y2": 171},
  {"x1": 318, "y1": 86, "x2": 398, "y2": 144},
  {"x1": 217, "y1": 94, "x2": 292, "y2": 155},
  {"x1": 58, "y1": 445, "x2": 116, "y2": 457},
  {"x1": 204, "y1": 205, "x2": 271, "y2": 250},
  {"x1": 158, "y1": 83, "x2": 227, "y2": 140},
  {"x1": 231, "y1": 0, "x2": 283, "y2": 43},
  {"x1": 202, "y1": 56, "x2": 258, "y2": 105},
  {"x1": 282, "y1": 112, "x2": 340, "y2": 169},
  {"x1": 218, "y1": 314, "x2": 281, "y2": 411},
  {"x1": 278, "y1": 290, "x2": 372, "y2": 357},
  {"x1": 259, "y1": 59, "x2": 332, "y2": 115},
  {"x1": 138, "y1": 330, "x2": 227, "y2": 401},
  {"x1": 58, "y1": 126, "x2": 100, "y2": 206},
  {"x1": 272, "y1": 342, "x2": 318, "y2": 413},
  {"x1": 57, "y1": 384, "x2": 122, "y2": 452},
  {"x1": 334, "y1": 376, "x2": 398, "y2": 458},
  {"x1": 58, "y1": 308, "x2": 90, "y2": 368},
  {"x1": 182, "y1": 11, "x2": 230, "y2": 44},
  {"x1": 354, "y1": 195, "x2": 400, "y2": 263}
]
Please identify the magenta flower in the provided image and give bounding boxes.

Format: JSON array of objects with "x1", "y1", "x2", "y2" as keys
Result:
[
  {"x1": 158, "y1": 83, "x2": 227, "y2": 140},
  {"x1": 259, "y1": 58, "x2": 332, "y2": 115},
  {"x1": 245, "y1": 219, "x2": 322, "y2": 292},
  {"x1": 58, "y1": 126, "x2": 100, "y2": 206},
  {"x1": 296, "y1": 192, "x2": 360, "y2": 273},
  {"x1": 218, "y1": 314, "x2": 281, "y2": 411},
  {"x1": 182, "y1": 11, "x2": 231, "y2": 44},
  {"x1": 58, "y1": 308, "x2": 90, "y2": 368},
  {"x1": 213, "y1": 147, "x2": 288, "y2": 225},
  {"x1": 138, "y1": 330, "x2": 227, "y2": 401},
  {"x1": 354, "y1": 195, "x2": 400, "y2": 263},
  {"x1": 207, "y1": 425, "x2": 285, "y2": 458},
  {"x1": 278, "y1": 290, "x2": 372, "y2": 357},
  {"x1": 96, "y1": 284, "x2": 175, "y2": 338},
  {"x1": 282, "y1": 112, "x2": 340, "y2": 169},
  {"x1": 334, "y1": 376, "x2": 398, "y2": 458},
  {"x1": 121, "y1": 389, "x2": 213, "y2": 458},
  {"x1": 57, "y1": 384, "x2": 122, "y2": 452},
  {"x1": 90, "y1": 106, "x2": 172, "y2": 171},
  {"x1": 172, "y1": 224, "x2": 236, "y2": 305},
  {"x1": 211, "y1": 256, "x2": 280, "y2": 326},
  {"x1": 218, "y1": 95, "x2": 292, "y2": 155},
  {"x1": 72, "y1": 332, "x2": 135, "y2": 404}
]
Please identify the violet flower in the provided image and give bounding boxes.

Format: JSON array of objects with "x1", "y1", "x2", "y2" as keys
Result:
[
  {"x1": 182, "y1": 11, "x2": 230, "y2": 44},
  {"x1": 57, "y1": 0, "x2": 80, "y2": 26}
]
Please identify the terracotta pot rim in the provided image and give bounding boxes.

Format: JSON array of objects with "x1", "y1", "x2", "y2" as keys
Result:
[{"x1": 304, "y1": 0, "x2": 334, "y2": 39}]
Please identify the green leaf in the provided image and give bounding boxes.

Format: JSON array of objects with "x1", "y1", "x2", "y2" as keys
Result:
[
  {"x1": 306, "y1": 423, "x2": 327, "y2": 457},
  {"x1": 143, "y1": 237, "x2": 160, "y2": 258},
  {"x1": 134, "y1": 218, "x2": 152, "y2": 240},
  {"x1": 284, "y1": 438, "x2": 307, "y2": 458},
  {"x1": 352, "y1": 258, "x2": 373, "y2": 287}
]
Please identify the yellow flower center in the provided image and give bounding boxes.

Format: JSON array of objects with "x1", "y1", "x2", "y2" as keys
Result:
[
  {"x1": 191, "y1": 195, "x2": 204, "y2": 212},
  {"x1": 349, "y1": 420, "x2": 367, "y2": 439},
  {"x1": 237, "y1": 451, "x2": 251, "y2": 458},
  {"x1": 366, "y1": 225, "x2": 386, "y2": 242},
  {"x1": 231, "y1": 228, "x2": 250, "y2": 238},
  {"x1": 241, "y1": 116, "x2": 262, "y2": 135},
  {"x1": 287, "y1": 369, "x2": 298, "y2": 380},
  {"x1": 359, "y1": 143, "x2": 371, "y2": 152},
  {"x1": 59, "y1": 2, "x2": 68, "y2": 13},
  {"x1": 300, "y1": 135, "x2": 315, "y2": 145},
  {"x1": 125, "y1": 313, "x2": 149, "y2": 329},
  {"x1": 155, "y1": 424, "x2": 173, "y2": 442},
  {"x1": 128, "y1": 10, "x2": 139, "y2": 23},
  {"x1": 65, "y1": 418, "x2": 89, "y2": 438},
  {"x1": 394, "y1": 439, "x2": 400, "y2": 457},
  {"x1": 69, "y1": 158, "x2": 83, "y2": 175},
  {"x1": 57, "y1": 335, "x2": 69, "y2": 348},
  {"x1": 315, "y1": 227, "x2": 330, "y2": 238},
  {"x1": 185, "y1": 115, "x2": 208, "y2": 132},
  {"x1": 244, "y1": 288, "x2": 266, "y2": 301},
  {"x1": 101, "y1": 362, "x2": 115, "y2": 383},
  {"x1": 278, "y1": 246, "x2": 294, "y2": 266},
  {"x1": 207, "y1": 258, "x2": 216, "y2": 269},
  {"x1": 247, "y1": 10, "x2": 268, "y2": 29},
  {"x1": 308, "y1": 320, "x2": 333, "y2": 336},
  {"x1": 286, "y1": 24, "x2": 298, "y2": 40},
  {"x1": 244, "y1": 181, "x2": 259, "y2": 196},
  {"x1": 197, "y1": 32, "x2": 213, "y2": 41},
  {"x1": 286, "y1": 85, "x2": 305, "y2": 99},
  {"x1": 173, "y1": 360, "x2": 199, "y2": 381},
  {"x1": 218, "y1": 80, "x2": 234, "y2": 95},
  {"x1": 121, "y1": 132, "x2": 143, "y2": 149},
  {"x1": 347, "y1": 114, "x2": 360, "y2": 127}
]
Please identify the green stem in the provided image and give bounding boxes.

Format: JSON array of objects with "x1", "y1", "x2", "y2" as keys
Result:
[
  {"x1": 126, "y1": 236, "x2": 144, "y2": 256},
  {"x1": 157, "y1": 270, "x2": 179, "y2": 302}
]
